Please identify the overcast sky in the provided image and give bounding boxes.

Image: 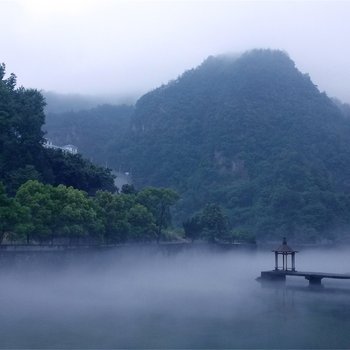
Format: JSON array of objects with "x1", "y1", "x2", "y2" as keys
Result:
[{"x1": 1, "y1": 0, "x2": 350, "y2": 102}]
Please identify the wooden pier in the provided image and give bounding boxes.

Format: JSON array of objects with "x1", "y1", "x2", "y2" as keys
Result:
[{"x1": 259, "y1": 238, "x2": 350, "y2": 286}]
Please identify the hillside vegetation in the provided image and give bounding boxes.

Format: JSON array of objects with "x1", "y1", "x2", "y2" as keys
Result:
[
  {"x1": 0, "y1": 64, "x2": 181, "y2": 245},
  {"x1": 44, "y1": 104, "x2": 133, "y2": 166},
  {"x1": 0, "y1": 63, "x2": 116, "y2": 195},
  {"x1": 111, "y1": 50, "x2": 350, "y2": 241},
  {"x1": 44, "y1": 50, "x2": 350, "y2": 242}
]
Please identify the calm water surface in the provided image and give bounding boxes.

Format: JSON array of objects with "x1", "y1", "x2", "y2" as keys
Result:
[{"x1": 0, "y1": 245, "x2": 349, "y2": 348}]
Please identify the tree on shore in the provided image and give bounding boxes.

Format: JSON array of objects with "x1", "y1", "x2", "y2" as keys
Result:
[
  {"x1": 200, "y1": 203, "x2": 229, "y2": 243},
  {"x1": 15, "y1": 180, "x2": 101, "y2": 244},
  {"x1": 183, "y1": 203, "x2": 229, "y2": 243},
  {"x1": 1, "y1": 181, "x2": 179, "y2": 245},
  {"x1": 137, "y1": 188, "x2": 179, "y2": 243},
  {"x1": 183, "y1": 214, "x2": 202, "y2": 242},
  {"x1": 0, "y1": 182, "x2": 29, "y2": 243}
]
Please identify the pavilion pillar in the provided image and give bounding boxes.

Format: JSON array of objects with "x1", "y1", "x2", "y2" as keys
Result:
[
  {"x1": 275, "y1": 252, "x2": 278, "y2": 270},
  {"x1": 292, "y1": 252, "x2": 295, "y2": 271}
]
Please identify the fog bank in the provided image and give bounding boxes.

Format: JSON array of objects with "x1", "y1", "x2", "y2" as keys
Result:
[{"x1": 0, "y1": 246, "x2": 350, "y2": 348}]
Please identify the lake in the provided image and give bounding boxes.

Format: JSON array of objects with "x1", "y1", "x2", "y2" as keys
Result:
[{"x1": 0, "y1": 245, "x2": 349, "y2": 348}]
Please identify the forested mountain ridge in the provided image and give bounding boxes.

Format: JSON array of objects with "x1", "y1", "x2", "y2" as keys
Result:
[
  {"x1": 44, "y1": 104, "x2": 133, "y2": 166},
  {"x1": 109, "y1": 49, "x2": 350, "y2": 241}
]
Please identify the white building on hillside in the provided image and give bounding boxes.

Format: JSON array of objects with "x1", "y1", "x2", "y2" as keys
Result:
[
  {"x1": 61, "y1": 144, "x2": 78, "y2": 154},
  {"x1": 44, "y1": 139, "x2": 78, "y2": 155}
]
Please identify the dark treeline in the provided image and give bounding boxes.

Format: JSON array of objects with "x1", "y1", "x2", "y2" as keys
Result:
[
  {"x1": 0, "y1": 63, "x2": 116, "y2": 195},
  {"x1": 1, "y1": 179, "x2": 254, "y2": 245}
]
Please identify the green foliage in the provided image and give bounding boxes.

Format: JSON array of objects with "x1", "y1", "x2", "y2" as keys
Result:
[
  {"x1": 137, "y1": 188, "x2": 179, "y2": 242},
  {"x1": 0, "y1": 182, "x2": 28, "y2": 243},
  {"x1": 15, "y1": 180, "x2": 54, "y2": 242},
  {"x1": 0, "y1": 63, "x2": 116, "y2": 194},
  {"x1": 108, "y1": 49, "x2": 350, "y2": 242},
  {"x1": 0, "y1": 64, "x2": 46, "y2": 193},
  {"x1": 45, "y1": 149, "x2": 116, "y2": 194},
  {"x1": 121, "y1": 184, "x2": 136, "y2": 194},
  {"x1": 200, "y1": 203, "x2": 229, "y2": 243},
  {"x1": 127, "y1": 204, "x2": 157, "y2": 241},
  {"x1": 7, "y1": 51, "x2": 350, "y2": 243},
  {"x1": 53, "y1": 184, "x2": 103, "y2": 241},
  {"x1": 0, "y1": 180, "x2": 178, "y2": 245},
  {"x1": 183, "y1": 203, "x2": 235, "y2": 243},
  {"x1": 15, "y1": 180, "x2": 101, "y2": 243},
  {"x1": 93, "y1": 190, "x2": 132, "y2": 243}
]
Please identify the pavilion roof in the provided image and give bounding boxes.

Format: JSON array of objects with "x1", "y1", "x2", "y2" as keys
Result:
[{"x1": 273, "y1": 237, "x2": 298, "y2": 253}]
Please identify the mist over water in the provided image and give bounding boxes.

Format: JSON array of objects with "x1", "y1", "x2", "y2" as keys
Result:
[{"x1": 0, "y1": 246, "x2": 350, "y2": 348}]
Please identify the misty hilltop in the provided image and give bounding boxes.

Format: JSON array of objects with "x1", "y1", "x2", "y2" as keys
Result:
[
  {"x1": 111, "y1": 49, "x2": 350, "y2": 240},
  {"x1": 44, "y1": 104, "x2": 134, "y2": 165},
  {"x1": 43, "y1": 91, "x2": 137, "y2": 114},
  {"x1": 46, "y1": 49, "x2": 350, "y2": 241}
]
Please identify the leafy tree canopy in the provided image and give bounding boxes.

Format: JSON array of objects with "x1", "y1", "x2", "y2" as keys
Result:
[
  {"x1": 1, "y1": 181, "x2": 178, "y2": 245},
  {"x1": 0, "y1": 63, "x2": 116, "y2": 194}
]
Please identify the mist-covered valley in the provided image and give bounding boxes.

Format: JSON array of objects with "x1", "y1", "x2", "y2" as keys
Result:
[{"x1": 0, "y1": 246, "x2": 350, "y2": 348}]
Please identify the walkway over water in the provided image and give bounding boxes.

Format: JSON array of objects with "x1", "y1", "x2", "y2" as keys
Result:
[
  {"x1": 259, "y1": 238, "x2": 350, "y2": 286},
  {"x1": 260, "y1": 270, "x2": 350, "y2": 285}
]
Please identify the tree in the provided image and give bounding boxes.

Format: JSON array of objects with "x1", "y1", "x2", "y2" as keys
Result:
[
  {"x1": 15, "y1": 180, "x2": 53, "y2": 243},
  {"x1": 201, "y1": 203, "x2": 229, "y2": 243},
  {"x1": 52, "y1": 184, "x2": 102, "y2": 244},
  {"x1": 183, "y1": 214, "x2": 202, "y2": 242},
  {"x1": 46, "y1": 149, "x2": 117, "y2": 195},
  {"x1": 127, "y1": 204, "x2": 156, "y2": 241},
  {"x1": 0, "y1": 64, "x2": 46, "y2": 193},
  {"x1": 93, "y1": 191, "x2": 133, "y2": 243},
  {"x1": 16, "y1": 180, "x2": 102, "y2": 244},
  {"x1": 121, "y1": 184, "x2": 136, "y2": 195},
  {"x1": 137, "y1": 188, "x2": 179, "y2": 243},
  {"x1": 0, "y1": 182, "x2": 29, "y2": 243},
  {"x1": 0, "y1": 63, "x2": 117, "y2": 195}
]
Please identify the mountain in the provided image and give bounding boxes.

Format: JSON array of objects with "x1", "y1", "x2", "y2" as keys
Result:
[
  {"x1": 43, "y1": 91, "x2": 137, "y2": 114},
  {"x1": 44, "y1": 104, "x2": 133, "y2": 166},
  {"x1": 110, "y1": 49, "x2": 350, "y2": 241}
]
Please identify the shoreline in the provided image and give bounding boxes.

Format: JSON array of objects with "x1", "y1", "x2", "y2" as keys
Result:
[{"x1": 0, "y1": 241, "x2": 256, "y2": 253}]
